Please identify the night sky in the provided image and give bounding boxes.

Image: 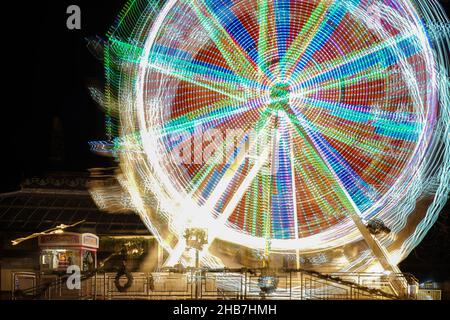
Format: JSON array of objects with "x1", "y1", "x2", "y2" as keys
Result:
[
  {"x1": 3, "y1": 0, "x2": 127, "y2": 191},
  {"x1": 2, "y1": 1, "x2": 449, "y2": 282}
]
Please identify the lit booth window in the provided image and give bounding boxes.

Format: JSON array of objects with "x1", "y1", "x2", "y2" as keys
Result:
[{"x1": 38, "y1": 233, "x2": 99, "y2": 273}]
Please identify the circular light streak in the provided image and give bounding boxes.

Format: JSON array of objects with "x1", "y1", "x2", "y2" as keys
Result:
[{"x1": 93, "y1": 0, "x2": 450, "y2": 270}]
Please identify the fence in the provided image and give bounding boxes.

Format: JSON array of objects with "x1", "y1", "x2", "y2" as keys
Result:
[{"x1": 11, "y1": 269, "x2": 420, "y2": 300}]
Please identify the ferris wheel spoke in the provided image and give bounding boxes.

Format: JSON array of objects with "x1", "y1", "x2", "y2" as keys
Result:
[
  {"x1": 287, "y1": 121, "x2": 357, "y2": 226},
  {"x1": 256, "y1": 0, "x2": 278, "y2": 81},
  {"x1": 162, "y1": 110, "x2": 272, "y2": 199},
  {"x1": 159, "y1": 96, "x2": 264, "y2": 139},
  {"x1": 288, "y1": 132, "x2": 300, "y2": 240},
  {"x1": 146, "y1": 62, "x2": 250, "y2": 103},
  {"x1": 164, "y1": 238, "x2": 187, "y2": 267},
  {"x1": 303, "y1": 122, "x2": 378, "y2": 221},
  {"x1": 164, "y1": 136, "x2": 260, "y2": 267},
  {"x1": 290, "y1": 112, "x2": 383, "y2": 158},
  {"x1": 312, "y1": 123, "x2": 410, "y2": 191},
  {"x1": 201, "y1": 113, "x2": 272, "y2": 211},
  {"x1": 285, "y1": 0, "x2": 348, "y2": 79},
  {"x1": 168, "y1": 140, "x2": 272, "y2": 266},
  {"x1": 161, "y1": 116, "x2": 264, "y2": 169},
  {"x1": 273, "y1": 0, "x2": 291, "y2": 80},
  {"x1": 286, "y1": 111, "x2": 375, "y2": 213},
  {"x1": 299, "y1": 97, "x2": 422, "y2": 142},
  {"x1": 289, "y1": 116, "x2": 399, "y2": 191},
  {"x1": 187, "y1": 0, "x2": 269, "y2": 85},
  {"x1": 293, "y1": 66, "x2": 386, "y2": 98},
  {"x1": 215, "y1": 144, "x2": 272, "y2": 225},
  {"x1": 281, "y1": 0, "x2": 331, "y2": 78},
  {"x1": 268, "y1": 118, "x2": 298, "y2": 239},
  {"x1": 150, "y1": 46, "x2": 264, "y2": 90},
  {"x1": 299, "y1": 96, "x2": 417, "y2": 127},
  {"x1": 187, "y1": 123, "x2": 254, "y2": 196},
  {"x1": 171, "y1": 119, "x2": 273, "y2": 260},
  {"x1": 291, "y1": 31, "x2": 417, "y2": 90},
  {"x1": 112, "y1": 36, "x2": 261, "y2": 95}
]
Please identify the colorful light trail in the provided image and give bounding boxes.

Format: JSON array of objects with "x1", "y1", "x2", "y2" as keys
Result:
[{"x1": 90, "y1": 0, "x2": 450, "y2": 271}]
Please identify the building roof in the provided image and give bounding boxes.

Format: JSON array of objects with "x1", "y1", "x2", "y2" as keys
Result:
[{"x1": 0, "y1": 173, "x2": 149, "y2": 236}]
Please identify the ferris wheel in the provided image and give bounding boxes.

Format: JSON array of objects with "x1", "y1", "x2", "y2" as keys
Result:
[{"x1": 94, "y1": 0, "x2": 450, "y2": 272}]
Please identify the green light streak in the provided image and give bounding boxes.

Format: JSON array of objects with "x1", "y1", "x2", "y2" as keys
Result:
[{"x1": 186, "y1": 0, "x2": 269, "y2": 84}]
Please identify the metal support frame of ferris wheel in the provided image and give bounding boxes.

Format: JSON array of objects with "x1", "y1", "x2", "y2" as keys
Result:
[
  {"x1": 338, "y1": 184, "x2": 408, "y2": 295},
  {"x1": 345, "y1": 212, "x2": 408, "y2": 297},
  {"x1": 290, "y1": 125, "x2": 408, "y2": 297},
  {"x1": 282, "y1": 109, "x2": 409, "y2": 297}
]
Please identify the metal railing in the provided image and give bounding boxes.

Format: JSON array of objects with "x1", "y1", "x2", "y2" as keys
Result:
[{"x1": 11, "y1": 268, "x2": 418, "y2": 300}]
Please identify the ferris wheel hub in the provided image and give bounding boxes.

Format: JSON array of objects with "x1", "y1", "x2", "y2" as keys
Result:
[{"x1": 269, "y1": 82, "x2": 290, "y2": 110}]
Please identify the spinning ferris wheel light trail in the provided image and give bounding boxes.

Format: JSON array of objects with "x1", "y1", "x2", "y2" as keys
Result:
[{"x1": 90, "y1": 0, "x2": 450, "y2": 275}]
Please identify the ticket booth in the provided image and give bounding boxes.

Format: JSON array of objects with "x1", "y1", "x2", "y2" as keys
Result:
[{"x1": 38, "y1": 233, "x2": 99, "y2": 273}]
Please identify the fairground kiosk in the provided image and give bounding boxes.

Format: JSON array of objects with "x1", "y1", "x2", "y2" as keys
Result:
[{"x1": 38, "y1": 232, "x2": 99, "y2": 273}]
